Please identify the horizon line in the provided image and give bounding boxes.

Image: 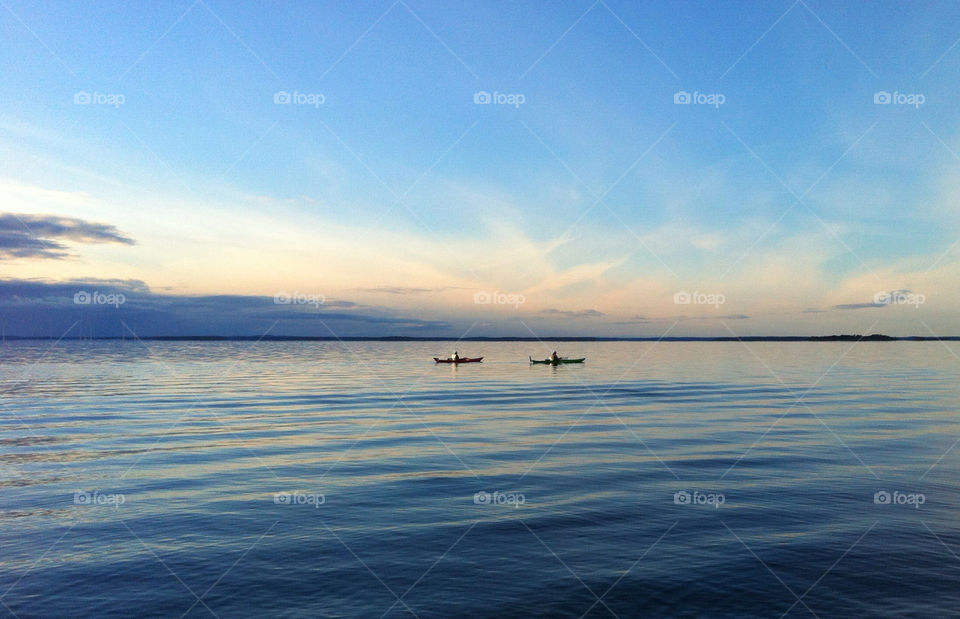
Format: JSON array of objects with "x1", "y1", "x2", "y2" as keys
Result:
[{"x1": 3, "y1": 334, "x2": 960, "y2": 342}]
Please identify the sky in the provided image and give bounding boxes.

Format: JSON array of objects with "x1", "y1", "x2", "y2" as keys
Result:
[{"x1": 2, "y1": 0, "x2": 960, "y2": 338}]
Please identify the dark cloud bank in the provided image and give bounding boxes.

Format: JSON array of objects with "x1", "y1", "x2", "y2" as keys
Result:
[{"x1": 0, "y1": 279, "x2": 451, "y2": 337}]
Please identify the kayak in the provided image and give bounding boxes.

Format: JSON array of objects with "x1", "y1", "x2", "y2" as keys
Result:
[
  {"x1": 434, "y1": 357, "x2": 483, "y2": 363},
  {"x1": 530, "y1": 357, "x2": 585, "y2": 365}
]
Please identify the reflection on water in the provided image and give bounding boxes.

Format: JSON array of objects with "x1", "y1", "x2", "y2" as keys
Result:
[{"x1": 1, "y1": 341, "x2": 960, "y2": 616}]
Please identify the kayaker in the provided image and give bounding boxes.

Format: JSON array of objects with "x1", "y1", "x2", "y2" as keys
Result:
[
  {"x1": 452, "y1": 351, "x2": 460, "y2": 361},
  {"x1": 550, "y1": 351, "x2": 559, "y2": 362}
]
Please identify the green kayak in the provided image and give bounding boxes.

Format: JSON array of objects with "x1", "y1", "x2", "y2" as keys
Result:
[{"x1": 530, "y1": 356, "x2": 586, "y2": 365}]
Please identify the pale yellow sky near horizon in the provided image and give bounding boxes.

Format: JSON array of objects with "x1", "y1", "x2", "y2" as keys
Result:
[{"x1": 1, "y1": 172, "x2": 957, "y2": 336}]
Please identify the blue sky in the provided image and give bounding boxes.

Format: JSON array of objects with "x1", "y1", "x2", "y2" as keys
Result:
[{"x1": 2, "y1": 0, "x2": 960, "y2": 337}]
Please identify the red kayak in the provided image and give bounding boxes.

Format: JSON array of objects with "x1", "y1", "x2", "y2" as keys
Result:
[{"x1": 434, "y1": 357, "x2": 483, "y2": 363}]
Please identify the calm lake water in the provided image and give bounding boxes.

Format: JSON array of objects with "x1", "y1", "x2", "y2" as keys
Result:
[{"x1": 2, "y1": 340, "x2": 959, "y2": 617}]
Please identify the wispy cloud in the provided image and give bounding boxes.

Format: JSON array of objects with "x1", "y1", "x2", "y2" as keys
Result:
[
  {"x1": 355, "y1": 286, "x2": 463, "y2": 295},
  {"x1": 0, "y1": 213, "x2": 134, "y2": 259},
  {"x1": 535, "y1": 308, "x2": 606, "y2": 319},
  {"x1": 614, "y1": 313, "x2": 749, "y2": 325},
  {"x1": 832, "y1": 303, "x2": 885, "y2": 310}
]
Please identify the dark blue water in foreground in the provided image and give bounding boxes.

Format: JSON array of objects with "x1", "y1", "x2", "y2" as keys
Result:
[{"x1": 2, "y1": 341, "x2": 960, "y2": 617}]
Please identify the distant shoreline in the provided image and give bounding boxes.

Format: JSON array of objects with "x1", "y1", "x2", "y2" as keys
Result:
[{"x1": 3, "y1": 335, "x2": 959, "y2": 342}]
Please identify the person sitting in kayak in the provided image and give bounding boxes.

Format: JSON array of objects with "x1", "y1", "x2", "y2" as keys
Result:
[
  {"x1": 451, "y1": 351, "x2": 460, "y2": 361},
  {"x1": 550, "y1": 351, "x2": 559, "y2": 362}
]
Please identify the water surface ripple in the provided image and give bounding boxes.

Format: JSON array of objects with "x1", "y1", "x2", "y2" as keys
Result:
[{"x1": 2, "y1": 341, "x2": 959, "y2": 617}]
